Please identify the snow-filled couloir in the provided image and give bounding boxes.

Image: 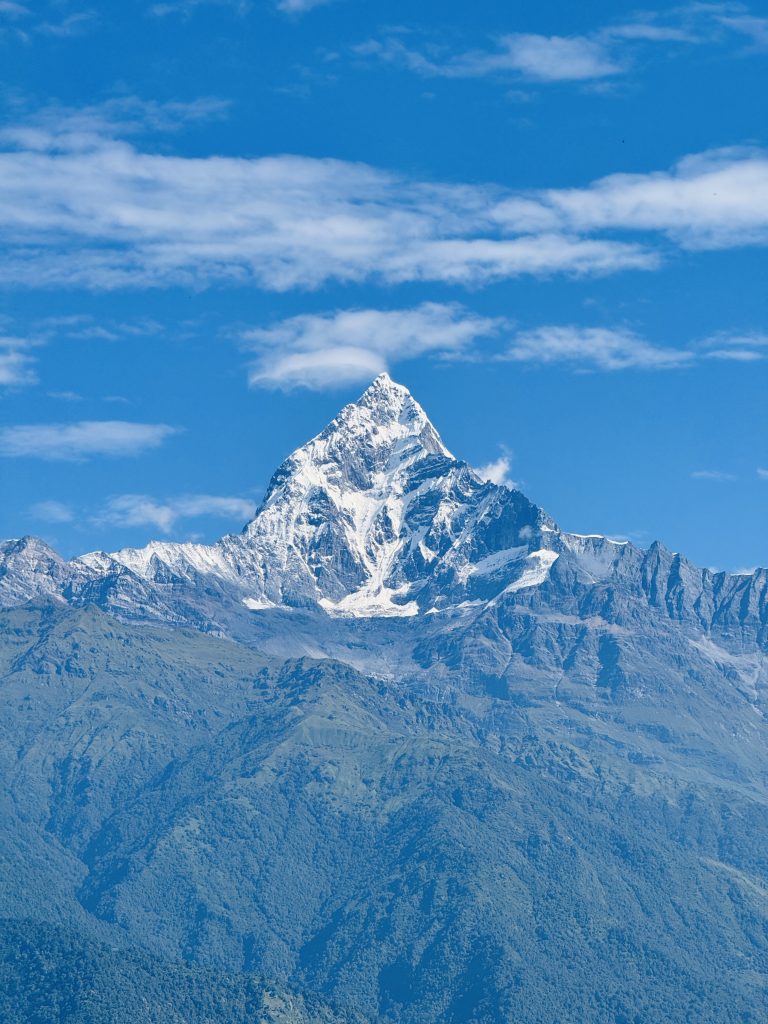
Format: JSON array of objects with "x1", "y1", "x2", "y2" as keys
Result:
[{"x1": 74, "y1": 373, "x2": 556, "y2": 617}]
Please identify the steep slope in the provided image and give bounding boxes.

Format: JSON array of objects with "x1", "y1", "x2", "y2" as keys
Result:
[{"x1": 76, "y1": 373, "x2": 556, "y2": 618}]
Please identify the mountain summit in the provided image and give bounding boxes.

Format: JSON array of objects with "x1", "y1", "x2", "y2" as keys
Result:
[
  {"x1": 0, "y1": 373, "x2": 766, "y2": 666},
  {"x1": 11, "y1": 374, "x2": 552, "y2": 622}
]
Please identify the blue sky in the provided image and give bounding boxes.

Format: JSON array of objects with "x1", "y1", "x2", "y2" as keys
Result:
[{"x1": 0, "y1": 0, "x2": 766, "y2": 570}]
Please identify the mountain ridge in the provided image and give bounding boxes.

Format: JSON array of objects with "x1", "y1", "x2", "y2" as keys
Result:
[{"x1": 1, "y1": 375, "x2": 765, "y2": 685}]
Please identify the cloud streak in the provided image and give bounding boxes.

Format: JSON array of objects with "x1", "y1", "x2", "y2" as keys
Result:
[
  {"x1": 357, "y1": 7, "x2": 760, "y2": 85},
  {"x1": 94, "y1": 493, "x2": 256, "y2": 532},
  {"x1": 0, "y1": 122, "x2": 654, "y2": 290},
  {"x1": 276, "y1": 0, "x2": 336, "y2": 12},
  {"x1": 0, "y1": 112, "x2": 765, "y2": 291},
  {"x1": 360, "y1": 33, "x2": 624, "y2": 83},
  {"x1": 0, "y1": 336, "x2": 38, "y2": 388},
  {"x1": 503, "y1": 326, "x2": 693, "y2": 370},
  {"x1": 690, "y1": 469, "x2": 738, "y2": 481},
  {"x1": 242, "y1": 301, "x2": 768, "y2": 388},
  {"x1": 149, "y1": 0, "x2": 250, "y2": 16},
  {"x1": 30, "y1": 500, "x2": 74, "y2": 523},
  {"x1": 0, "y1": 421, "x2": 179, "y2": 460},
  {"x1": 244, "y1": 303, "x2": 503, "y2": 389},
  {"x1": 701, "y1": 331, "x2": 768, "y2": 361}
]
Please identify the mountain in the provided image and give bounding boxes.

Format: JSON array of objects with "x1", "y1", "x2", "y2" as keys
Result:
[
  {"x1": 2, "y1": 373, "x2": 766, "y2": 668},
  {"x1": 1, "y1": 374, "x2": 767, "y2": 1023}
]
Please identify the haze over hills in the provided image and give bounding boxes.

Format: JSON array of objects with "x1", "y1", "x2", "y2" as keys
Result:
[{"x1": 1, "y1": 375, "x2": 767, "y2": 1022}]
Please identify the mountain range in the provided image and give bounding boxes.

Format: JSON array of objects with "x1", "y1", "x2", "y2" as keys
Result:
[{"x1": 0, "y1": 374, "x2": 766, "y2": 1022}]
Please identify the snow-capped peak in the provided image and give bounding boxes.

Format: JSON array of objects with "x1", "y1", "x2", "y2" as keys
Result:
[
  {"x1": 257, "y1": 373, "x2": 452, "y2": 512},
  {"x1": 236, "y1": 375, "x2": 461, "y2": 612},
  {"x1": 6, "y1": 374, "x2": 551, "y2": 619}
]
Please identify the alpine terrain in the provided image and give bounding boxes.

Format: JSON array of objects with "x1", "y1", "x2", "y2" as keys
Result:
[{"x1": 1, "y1": 374, "x2": 766, "y2": 1023}]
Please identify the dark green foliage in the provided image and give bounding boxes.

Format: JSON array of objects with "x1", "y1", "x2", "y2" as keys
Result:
[
  {"x1": 0, "y1": 918, "x2": 354, "y2": 1024},
  {"x1": 1, "y1": 603, "x2": 767, "y2": 1023}
]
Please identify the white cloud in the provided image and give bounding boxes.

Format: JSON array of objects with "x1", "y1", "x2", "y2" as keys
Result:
[
  {"x1": 705, "y1": 348, "x2": 764, "y2": 362},
  {"x1": 0, "y1": 421, "x2": 179, "y2": 460},
  {"x1": 96, "y1": 493, "x2": 256, "y2": 532},
  {"x1": 30, "y1": 500, "x2": 74, "y2": 523},
  {"x1": 758, "y1": 468, "x2": 768, "y2": 480},
  {"x1": 0, "y1": 114, "x2": 766, "y2": 289},
  {"x1": 8, "y1": 96, "x2": 230, "y2": 146},
  {"x1": 47, "y1": 390, "x2": 83, "y2": 400},
  {"x1": 444, "y1": 34, "x2": 622, "y2": 82},
  {"x1": 702, "y1": 331, "x2": 768, "y2": 361},
  {"x1": 0, "y1": 350, "x2": 35, "y2": 385},
  {"x1": 359, "y1": 8, "x2": 759, "y2": 85},
  {"x1": 276, "y1": 0, "x2": 335, "y2": 12},
  {"x1": 691, "y1": 469, "x2": 737, "y2": 481},
  {"x1": 38, "y1": 10, "x2": 96, "y2": 37},
  {"x1": 475, "y1": 454, "x2": 516, "y2": 487},
  {"x1": 604, "y1": 23, "x2": 698, "y2": 42},
  {"x1": 358, "y1": 33, "x2": 622, "y2": 83},
  {"x1": 149, "y1": 0, "x2": 250, "y2": 16},
  {"x1": 503, "y1": 326, "x2": 693, "y2": 370},
  {"x1": 493, "y1": 148, "x2": 768, "y2": 250},
  {"x1": 0, "y1": 337, "x2": 37, "y2": 387},
  {"x1": 0, "y1": 121, "x2": 656, "y2": 291},
  {"x1": 718, "y1": 14, "x2": 768, "y2": 47},
  {"x1": 245, "y1": 303, "x2": 502, "y2": 390}
]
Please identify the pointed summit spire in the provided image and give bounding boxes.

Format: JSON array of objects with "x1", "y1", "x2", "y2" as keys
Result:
[
  {"x1": 331, "y1": 372, "x2": 452, "y2": 461},
  {"x1": 359, "y1": 371, "x2": 409, "y2": 400},
  {"x1": 256, "y1": 374, "x2": 452, "y2": 515}
]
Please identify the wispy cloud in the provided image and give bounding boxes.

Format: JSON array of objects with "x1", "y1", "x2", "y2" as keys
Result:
[
  {"x1": 244, "y1": 303, "x2": 503, "y2": 390},
  {"x1": 0, "y1": 108, "x2": 766, "y2": 290},
  {"x1": 0, "y1": 336, "x2": 38, "y2": 388},
  {"x1": 503, "y1": 326, "x2": 693, "y2": 370},
  {"x1": 359, "y1": 33, "x2": 624, "y2": 83},
  {"x1": 47, "y1": 390, "x2": 83, "y2": 401},
  {"x1": 243, "y1": 307, "x2": 752, "y2": 386},
  {"x1": 475, "y1": 454, "x2": 516, "y2": 487},
  {"x1": 691, "y1": 469, "x2": 737, "y2": 481},
  {"x1": 702, "y1": 331, "x2": 768, "y2": 361},
  {"x1": 6, "y1": 96, "x2": 230, "y2": 146},
  {"x1": 37, "y1": 10, "x2": 96, "y2": 37},
  {"x1": 149, "y1": 0, "x2": 250, "y2": 16},
  {"x1": 0, "y1": 3, "x2": 98, "y2": 39},
  {"x1": 492, "y1": 148, "x2": 768, "y2": 250},
  {"x1": 718, "y1": 14, "x2": 768, "y2": 47},
  {"x1": 30, "y1": 500, "x2": 74, "y2": 523},
  {"x1": 94, "y1": 493, "x2": 256, "y2": 532},
  {"x1": 276, "y1": 0, "x2": 336, "y2": 13},
  {"x1": 357, "y1": 7, "x2": 760, "y2": 85},
  {"x1": 0, "y1": 421, "x2": 179, "y2": 460},
  {"x1": 758, "y1": 468, "x2": 768, "y2": 480},
  {"x1": 0, "y1": 2, "x2": 30, "y2": 16}
]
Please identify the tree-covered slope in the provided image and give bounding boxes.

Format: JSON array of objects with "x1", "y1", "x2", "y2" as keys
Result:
[
  {"x1": 0, "y1": 918, "x2": 357, "y2": 1024},
  {"x1": 0, "y1": 602, "x2": 767, "y2": 1022}
]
